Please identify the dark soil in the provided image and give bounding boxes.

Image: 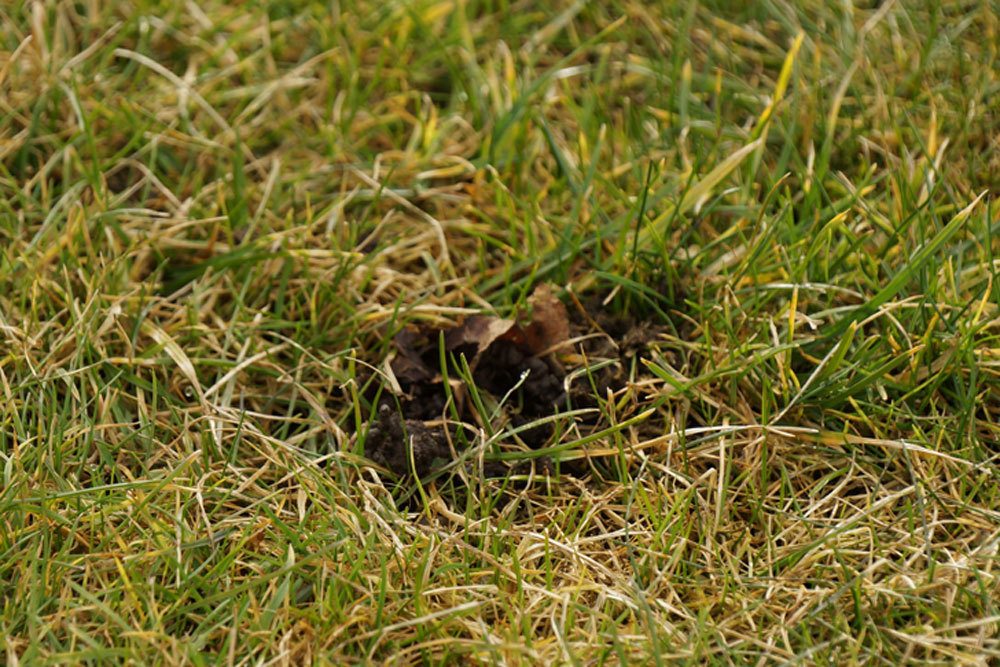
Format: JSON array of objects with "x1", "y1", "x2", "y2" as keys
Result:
[
  {"x1": 356, "y1": 285, "x2": 672, "y2": 483},
  {"x1": 364, "y1": 404, "x2": 449, "y2": 477},
  {"x1": 563, "y1": 293, "x2": 667, "y2": 422}
]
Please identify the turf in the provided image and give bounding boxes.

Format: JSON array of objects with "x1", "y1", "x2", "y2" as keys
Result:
[{"x1": 1, "y1": 0, "x2": 999, "y2": 664}]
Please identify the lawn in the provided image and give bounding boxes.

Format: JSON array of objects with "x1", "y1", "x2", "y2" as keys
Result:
[{"x1": 1, "y1": 0, "x2": 998, "y2": 664}]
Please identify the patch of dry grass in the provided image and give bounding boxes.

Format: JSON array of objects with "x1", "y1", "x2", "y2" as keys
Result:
[{"x1": 1, "y1": 0, "x2": 998, "y2": 664}]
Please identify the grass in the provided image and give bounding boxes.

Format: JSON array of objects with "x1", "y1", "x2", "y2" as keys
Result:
[{"x1": 1, "y1": 0, "x2": 999, "y2": 663}]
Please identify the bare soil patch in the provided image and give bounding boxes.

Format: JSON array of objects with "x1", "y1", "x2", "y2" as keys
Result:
[{"x1": 360, "y1": 285, "x2": 670, "y2": 481}]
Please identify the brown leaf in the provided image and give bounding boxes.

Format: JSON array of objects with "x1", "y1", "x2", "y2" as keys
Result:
[
  {"x1": 523, "y1": 283, "x2": 570, "y2": 354},
  {"x1": 444, "y1": 315, "x2": 516, "y2": 365}
]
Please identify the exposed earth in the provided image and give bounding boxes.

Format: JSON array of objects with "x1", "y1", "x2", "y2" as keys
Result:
[{"x1": 360, "y1": 285, "x2": 669, "y2": 482}]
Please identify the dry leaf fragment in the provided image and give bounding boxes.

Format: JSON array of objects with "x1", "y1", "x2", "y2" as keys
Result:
[
  {"x1": 524, "y1": 283, "x2": 570, "y2": 354},
  {"x1": 443, "y1": 315, "x2": 516, "y2": 363}
]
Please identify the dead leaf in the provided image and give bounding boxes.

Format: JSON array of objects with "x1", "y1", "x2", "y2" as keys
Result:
[
  {"x1": 443, "y1": 315, "x2": 516, "y2": 363},
  {"x1": 523, "y1": 283, "x2": 569, "y2": 354}
]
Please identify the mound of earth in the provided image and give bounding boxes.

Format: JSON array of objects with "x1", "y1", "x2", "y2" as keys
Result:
[{"x1": 358, "y1": 285, "x2": 669, "y2": 482}]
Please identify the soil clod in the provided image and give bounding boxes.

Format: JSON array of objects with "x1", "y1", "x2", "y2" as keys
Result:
[{"x1": 364, "y1": 404, "x2": 448, "y2": 477}]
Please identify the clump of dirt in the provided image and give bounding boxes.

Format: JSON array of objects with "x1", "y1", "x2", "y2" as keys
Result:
[
  {"x1": 389, "y1": 284, "x2": 570, "y2": 426},
  {"x1": 364, "y1": 404, "x2": 449, "y2": 477},
  {"x1": 357, "y1": 284, "x2": 670, "y2": 482},
  {"x1": 471, "y1": 341, "x2": 565, "y2": 414}
]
